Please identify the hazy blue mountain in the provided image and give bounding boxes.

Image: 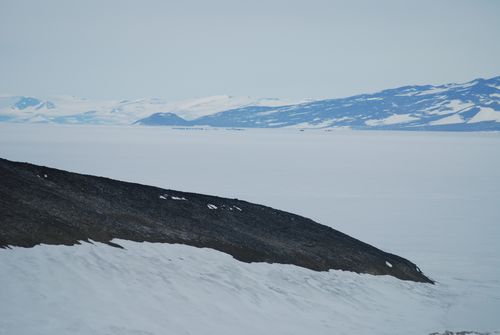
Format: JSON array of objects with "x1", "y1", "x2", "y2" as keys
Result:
[
  {"x1": 2, "y1": 76, "x2": 499, "y2": 130},
  {"x1": 13, "y1": 97, "x2": 42, "y2": 110},
  {"x1": 136, "y1": 76, "x2": 500, "y2": 131},
  {"x1": 133, "y1": 112, "x2": 191, "y2": 126}
]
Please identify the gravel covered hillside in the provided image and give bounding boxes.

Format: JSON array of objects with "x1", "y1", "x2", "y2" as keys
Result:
[{"x1": 0, "y1": 157, "x2": 431, "y2": 283}]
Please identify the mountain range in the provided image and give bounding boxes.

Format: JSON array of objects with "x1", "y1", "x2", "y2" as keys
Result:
[{"x1": 1, "y1": 76, "x2": 499, "y2": 131}]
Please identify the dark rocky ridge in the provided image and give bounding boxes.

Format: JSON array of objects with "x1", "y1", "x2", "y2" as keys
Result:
[{"x1": 0, "y1": 157, "x2": 433, "y2": 283}]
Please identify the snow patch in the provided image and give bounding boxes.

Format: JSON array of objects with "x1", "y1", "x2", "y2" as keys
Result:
[
  {"x1": 430, "y1": 114, "x2": 465, "y2": 126},
  {"x1": 365, "y1": 114, "x2": 419, "y2": 126},
  {"x1": 416, "y1": 87, "x2": 450, "y2": 96},
  {"x1": 468, "y1": 107, "x2": 500, "y2": 123},
  {"x1": 445, "y1": 100, "x2": 475, "y2": 113}
]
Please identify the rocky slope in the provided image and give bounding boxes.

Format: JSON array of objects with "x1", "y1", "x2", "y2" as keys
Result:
[{"x1": 0, "y1": 157, "x2": 432, "y2": 283}]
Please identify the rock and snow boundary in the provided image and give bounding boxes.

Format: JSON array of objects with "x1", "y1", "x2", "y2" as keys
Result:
[{"x1": 0, "y1": 157, "x2": 432, "y2": 283}]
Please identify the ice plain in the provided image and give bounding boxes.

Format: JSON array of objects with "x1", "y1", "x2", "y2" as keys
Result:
[{"x1": 0, "y1": 123, "x2": 499, "y2": 334}]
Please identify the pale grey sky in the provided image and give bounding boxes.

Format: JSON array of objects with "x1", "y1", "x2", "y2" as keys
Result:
[{"x1": 1, "y1": 0, "x2": 499, "y2": 100}]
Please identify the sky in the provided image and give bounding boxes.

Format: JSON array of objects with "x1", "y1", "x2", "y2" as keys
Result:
[{"x1": 1, "y1": 0, "x2": 499, "y2": 101}]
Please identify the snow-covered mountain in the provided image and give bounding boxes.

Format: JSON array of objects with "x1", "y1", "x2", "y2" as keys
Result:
[
  {"x1": 0, "y1": 94, "x2": 301, "y2": 125},
  {"x1": 1, "y1": 76, "x2": 499, "y2": 130},
  {"x1": 137, "y1": 76, "x2": 500, "y2": 131}
]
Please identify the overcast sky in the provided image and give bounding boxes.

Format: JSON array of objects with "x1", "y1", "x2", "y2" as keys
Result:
[{"x1": 1, "y1": 0, "x2": 499, "y2": 100}]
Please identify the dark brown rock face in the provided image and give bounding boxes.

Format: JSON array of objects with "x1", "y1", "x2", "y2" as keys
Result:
[{"x1": 0, "y1": 157, "x2": 433, "y2": 283}]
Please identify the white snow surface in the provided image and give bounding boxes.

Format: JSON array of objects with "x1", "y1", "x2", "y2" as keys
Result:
[
  {"x1": 1, "y1": 124, "x2": 499, "y2": 334},
  {"x1": 0, "y1": 240, "x2": 444, "y2": 335}
]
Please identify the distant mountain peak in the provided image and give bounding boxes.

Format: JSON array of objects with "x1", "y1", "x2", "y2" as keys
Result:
[
  {"x1": 1, "y1": 76, "x2": 499, "y2": 131},
  {"x1": 134, "y1": 112, "x2": 189, "y2": 126},
  {"x1": 12, "y1": 96, "x2": 42, "y2": 110}
]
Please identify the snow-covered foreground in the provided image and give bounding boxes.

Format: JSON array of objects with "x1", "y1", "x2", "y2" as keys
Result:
[
  {"x1": 1, "y1": 124, "x2": 499, "y2": 334},
  {"x1": 1, "y1": 241, "x2": 444, "y2": 335}
]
